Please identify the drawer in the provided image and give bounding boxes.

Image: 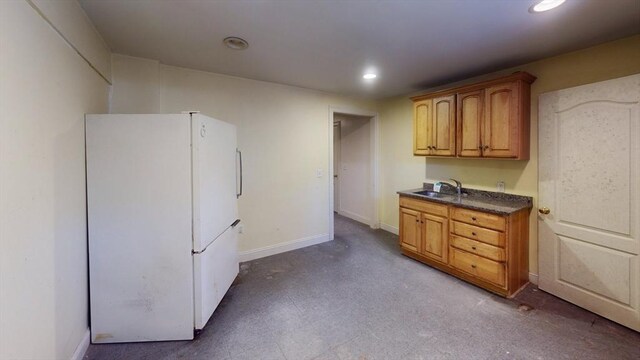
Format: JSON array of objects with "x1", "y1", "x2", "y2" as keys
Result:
[
  {"x1": 449, "y1": 235, "x2": 505, "y2": 262},
  {"x1": 400, "y1": 196, "x2": 448, "y2": 217},
  {"x1": 450, "y1": 221, "x2": 505, "y2": 247},
  {"x1": 449, "y1": 247, "x2": 505, "y2": 287},
  {"x1": 451, "y1": 207, "x2": 506, "y2": 231}
]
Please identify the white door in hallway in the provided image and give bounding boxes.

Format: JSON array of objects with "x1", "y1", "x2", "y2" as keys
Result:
[
  {"x1": 333, "y1": 122, "x2": 341, "y2": 212},
  {"x1": 538, "y1": 74, "x2": 640, "y2": 331}
]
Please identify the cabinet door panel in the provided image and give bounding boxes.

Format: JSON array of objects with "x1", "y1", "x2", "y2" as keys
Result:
[
  {"x1": 457, "y1": 90, "x2": 483, "y2": 157},
  {"x1": 421, "y1": 213, "x2": 448, "y2": 263},
  {"x1": 399, "y1": 208, "x2": 421, "y2": 253},
  {"x1": 432, "y1": 95, "x2": 456, "y2": 156},
  {"x1": 484, "y1": 83, "x2": 519, "y2": 158},
  {"x1": 413, "y1": 100, "x2": 432, "y2": 155}
]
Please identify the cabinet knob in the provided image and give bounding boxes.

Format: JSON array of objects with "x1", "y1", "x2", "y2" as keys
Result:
[
  {"x1": 478, "y1": 146, "x2": 483, "y2": 150},
  {"x1": 472, "y1": 246, "x2": 477, "y2": 250},
  {"x1": 471, "y1": 217, "x2": 477, "y2": 221},
  {"x1": 539, "y1": 207, "x2": 551, "y2": 215},
  {"x1": 471, "y1": 264, "x2": 477, "y2": 269},
  {"x1": 484, "y1": 145, "x2": 489, "y2": 150},
  {"x1": 471, "y1": 232, "x2": 477, "y2": 236}
]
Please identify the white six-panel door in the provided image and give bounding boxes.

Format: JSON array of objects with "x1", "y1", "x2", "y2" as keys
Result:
[{"x1": 538, "y1": 74, "x2": 640, "y2": 331}]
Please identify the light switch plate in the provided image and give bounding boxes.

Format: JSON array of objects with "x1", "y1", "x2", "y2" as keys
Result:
[{"x1": 316, "y1": 169, "x2": 323, "y2": 178}]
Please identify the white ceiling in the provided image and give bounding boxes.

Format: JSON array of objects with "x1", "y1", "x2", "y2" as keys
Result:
[{"x1": 80, "y1": 0, "x2": 640, "y2": 99}]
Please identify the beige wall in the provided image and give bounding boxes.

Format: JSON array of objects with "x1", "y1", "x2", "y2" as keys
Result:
[
  {"x1": 335, "y1": 114, "x2": 372, "y2": 224},
  {"x1": 0, "y1": 1, "x2": 110, "y2": 359},
  {"x1": 30, "y1": 0, "x2": 112, "y2": 82},
  {"x1": 109, "y1": 54, "x2": 377, "y2": 256},
  {"x1": 378, "y1": 35, "x2": 640, "y2": 277}
]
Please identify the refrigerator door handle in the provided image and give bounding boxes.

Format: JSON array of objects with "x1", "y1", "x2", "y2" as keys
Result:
[
  {"x1": 236, "y1": 148, "x2": 243, "y2": 198},
  {"x1": 193, "y1": 220, "x2": 240, "y2": 255}
]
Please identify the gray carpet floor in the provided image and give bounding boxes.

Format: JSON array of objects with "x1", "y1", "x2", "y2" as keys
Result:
[{"x1": 85, "y1": 214, "x2": 640, "y2": 360}]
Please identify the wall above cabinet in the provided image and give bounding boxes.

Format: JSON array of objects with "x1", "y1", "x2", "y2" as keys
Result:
[{"x1": 411, "y1": 72, "x2": 536, "y2": 160}]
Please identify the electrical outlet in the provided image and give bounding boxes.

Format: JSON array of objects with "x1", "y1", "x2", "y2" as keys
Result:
[
  {"x1": 316, "y1": 168, "x2": 323, "y2": 178},
  {"x1": 497, "y1": 181, "x2": 505, "y2": 193},
  {"x1": 237, "y1": 224, "x2": 244, "y2": 234}
]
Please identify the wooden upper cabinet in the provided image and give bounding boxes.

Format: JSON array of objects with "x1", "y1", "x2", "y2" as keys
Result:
[
  {"x1": 412, "y1": 71, "x2": 535, "y2": 160},
  {"x1": 412, "y1": 96, "x2": 455, "y2": 157},
  {"x1": 483, "y1": 82, "x2": 520, "y2": 158},
  {"x1": 457, "y1": 90, "x2": 484, "y2": 157},
  {"x1": 413, "y1": 99, "x2": 432, "y2": 155},
  {"x1": 432, "y1": 95, "x2": 456, "y2": 156}
]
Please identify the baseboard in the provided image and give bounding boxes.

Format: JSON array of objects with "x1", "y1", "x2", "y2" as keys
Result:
[
  {"x1": 337, "y1": 210, "x2": 371, "y2": 226},
  {"x1": 239, "y1": 233, "x2": 332, "y2": 262},
  {"x1": 71, "y1": 328, "x2": 90, "y2": 360},
  {"x1": 529, "y1": 272, "x2": 539, "y2": 285},
  {"x1": 380, "y1": 223, "x2": 399, "y2": 235}
]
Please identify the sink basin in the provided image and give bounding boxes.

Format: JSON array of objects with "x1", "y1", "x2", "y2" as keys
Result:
[
  {"x1": 414, "y1": 190, "x2": 468, "y2": 199},
  {"x1": 414, "y1": 190, "x2": 454, "y2": 198}
]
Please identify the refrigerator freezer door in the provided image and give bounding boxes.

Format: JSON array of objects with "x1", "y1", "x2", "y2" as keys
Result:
[
  {"x1": 192, "y1": 114, "x2": 239, "y2": 251},
  {"x1": 193, "y1": 225, "x2": 239, "y2": 329},
  {"x1": 86, "y1": 114, "x2": 194, "y2": 343}
]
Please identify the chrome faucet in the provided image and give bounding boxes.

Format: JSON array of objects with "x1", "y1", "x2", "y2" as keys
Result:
[
  {"x1": 449, "y1": 178, "x2": 462, "y2": 195},
  {"x1": 440, "y1": 178, "x2": 462, "y2": 196}
]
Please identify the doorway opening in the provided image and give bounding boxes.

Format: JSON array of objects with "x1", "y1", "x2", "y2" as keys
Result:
[{"x1": 328, "y1": 107, "x2": 379, "y2": 240}]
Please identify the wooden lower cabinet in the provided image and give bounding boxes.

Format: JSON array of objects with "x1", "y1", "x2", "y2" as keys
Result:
[
  {"x1": 399, "y1": 195, "x2": 530, "y2": 297},
  {"x1": 399, "y1": 207, "x2": 421, "y2": 253},
  {"x1": 421, "y1": 213, "x2": 448, "y2": 263},
  {"x1": 399, "y1": 201, "x2": 448, "y2": 263}
]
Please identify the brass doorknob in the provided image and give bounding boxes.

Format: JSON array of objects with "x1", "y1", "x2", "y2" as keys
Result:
[{"x1": 539, "y1": 207, "x2": 551, "y2": 215}]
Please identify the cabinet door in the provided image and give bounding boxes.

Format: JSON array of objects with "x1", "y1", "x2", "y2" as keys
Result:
[
  {"x1": 399, "y1": 208, "x2": 421, "y2": 253},
  {"x1": 420, "y1": 213, "x2": 448, "y2": 263},
  {"x1": 413, "y1": 99, "x2": 433, "y2": 155},
  {"x1": 483, "y1": 82, "x2": 520, "y2": 158},
  {"x1": 457, "y1": 90, "x2": 483, "y2": 157},
  {"x1": 432, "y1": 95, "x2": 456, "y2": 156}
]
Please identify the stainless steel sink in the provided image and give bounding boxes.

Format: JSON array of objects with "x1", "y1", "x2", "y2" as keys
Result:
[
  {"x1": 414, "y1": 190, "x2": 454, "y2": 198},
  {"x1": 414, "y1": 190, "x2": 468, "y2": 199}
]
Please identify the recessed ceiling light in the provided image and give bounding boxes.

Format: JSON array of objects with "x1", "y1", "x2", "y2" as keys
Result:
[
  {"x1": 363, "y1": 73, "x2": 377, "y2": 80},
  {"x1": 223, "y1": 37, "x2": 249, "y2": 50},
  {"x1": 529, "y1": 0, "x2": 566, "y2": 13}
]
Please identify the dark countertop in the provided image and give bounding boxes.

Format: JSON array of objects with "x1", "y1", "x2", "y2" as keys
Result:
[{"x1": 397, "y1": 183, "x2": 533, "y2": 215}]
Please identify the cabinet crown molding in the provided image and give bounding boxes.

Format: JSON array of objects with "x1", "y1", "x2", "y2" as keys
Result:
[{"x1": 410, "y1": 71, "x2": 537, "y2": 102}]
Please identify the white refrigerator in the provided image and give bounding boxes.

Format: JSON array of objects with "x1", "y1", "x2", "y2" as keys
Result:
[{"x1": 86, "y1": 113, "x2": 242, "y2": 343}]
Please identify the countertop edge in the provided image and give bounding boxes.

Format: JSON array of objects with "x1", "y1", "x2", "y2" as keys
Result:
[{"x1": 397, "y1": 189, "x2": 532, "y2": 216}]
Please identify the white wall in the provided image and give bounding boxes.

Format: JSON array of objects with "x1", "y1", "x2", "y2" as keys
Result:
[
  {"x1": 335, "y1": 114, "x2": 372, "y2": 224},
  {"x1": 109, "y1": 54, "x2": 377, "y2": 258},
  {"x1": 30, "y1": 0, "x2": 112, "y2": 82},
  {"x1": 0, "y1": 1, "x2": 110, "y2": 359}
]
